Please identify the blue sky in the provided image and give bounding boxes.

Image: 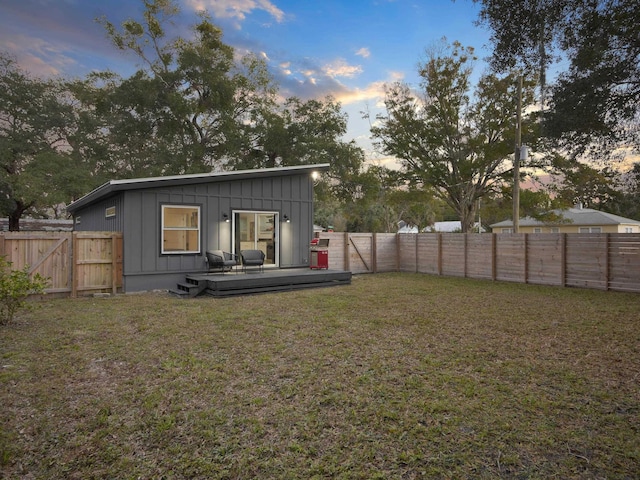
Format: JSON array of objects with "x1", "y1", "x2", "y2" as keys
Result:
[{"x1": 0, "y1": 0, "x2": 492, "y2": 166}]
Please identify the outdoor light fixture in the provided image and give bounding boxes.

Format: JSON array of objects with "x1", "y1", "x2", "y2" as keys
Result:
[
  {"x1": 222, "y1": 213, "x2": 230, "y2": 223},
  {"x1": 283, "y1": 214, "x2": 290, "y2": 223}
]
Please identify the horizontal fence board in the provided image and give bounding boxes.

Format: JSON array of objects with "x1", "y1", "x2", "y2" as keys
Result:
[
  {"x1": 495, "y1": 234, "x2": 526, "y2": 283},
  {"x1": 375, "y1": 233, "x2": 397, "y2": 272},
  {"x1": 441, "y1": 234, "x2": 465, "y2": 277},
  {"x1": 317, "y1": 232, "x2": 640, "y2": 294},
  {"x1": 527, "y1": 234, "x2": 563, "y2": 286},
  {"x1": 397, "y1": 234, "x2": 417, "y2": 272},
  {"x1": 417, "y1": 234, "x2": 439, "y2": 274},
  {"x1": 466, "y1": 235, "x2": 493, "y2": 280}
]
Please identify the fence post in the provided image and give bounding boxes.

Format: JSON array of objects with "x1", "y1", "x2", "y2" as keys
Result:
[
  {"x1": 111, "y1": 233, "x2": 118, "y2": 294},
  {"x1": 372, "y1": 233, "x2": 378, "y2": 273},
  {"x1": 414, "y1": 234, "x2": 418, "y2": 273},
  {"x1": 395, "y1": 234, "x2": 400, "y2": 272},
  {"x1": 464, "y1": 234, "x2": 468, "y2": 278},
  {"x1": 524, "y1": 233, "x2": 529, "y2": 284},
  {"x1": 605, "y1": 233, "x2": 610, "y2": 291},
  {"x1": 491, "y1": 234, "x2": 497, "y2": 281},
  {"x1": 0, "y1": 232, "x2": 4, "y2": 257},
  {"x1": 71, "y1": 232, "x2": 78, "y2": 298},
  {"x1": 437, "y1": 233, "x2": 443, "y2": 276},
  {"x1": 344, "y1": 232, "x2": 350, "y2": 271},
  {"x1": 561, "y1": 234, "x2": 567, "y2": 287}
]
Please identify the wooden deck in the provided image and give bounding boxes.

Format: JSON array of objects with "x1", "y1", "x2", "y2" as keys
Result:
[{"x1": 170, "y1": 268, "x2": 352, "y2": 298}]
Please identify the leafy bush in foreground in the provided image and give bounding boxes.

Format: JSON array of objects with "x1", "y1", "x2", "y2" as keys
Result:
[{"x1": 0, "y1": 256, "x2": 48, "y2": 325}]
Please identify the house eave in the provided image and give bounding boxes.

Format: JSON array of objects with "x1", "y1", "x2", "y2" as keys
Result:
[{"x1": 67, "y1": 163, "x2": 330, "y2": 214}]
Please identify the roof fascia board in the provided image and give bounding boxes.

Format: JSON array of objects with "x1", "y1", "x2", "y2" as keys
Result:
[{"x1": 67, "y1": 163, "x2": 330, "y2": 213}]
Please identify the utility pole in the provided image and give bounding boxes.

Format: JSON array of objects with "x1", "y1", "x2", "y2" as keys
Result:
[{"x1": 513, "y1": 75, "x2": 523, "y2": 233}]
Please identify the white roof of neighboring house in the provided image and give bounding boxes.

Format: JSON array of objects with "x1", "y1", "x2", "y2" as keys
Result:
[
  {"x1": 490, "y1": 207, "x2": 640, "y2": 228},
  {"x1": 422, "y1": 221, "x2": 485, "y2": 233},
  {"x1": 428, "y1": 221, "x2": 462, "y2": 232}
]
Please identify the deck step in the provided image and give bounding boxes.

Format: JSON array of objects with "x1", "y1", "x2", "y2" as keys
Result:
[{"x1": 170, "y1": 278, "x2": 208, "y2": 298}]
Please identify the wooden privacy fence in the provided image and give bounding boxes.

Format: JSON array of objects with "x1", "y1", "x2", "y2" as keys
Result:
[
  {"x1": 318, "y1": 232, "x2": 640, "y2": 293},
  {"x1": 0, "y1": 232, "x2": 123, "y2": 297}
]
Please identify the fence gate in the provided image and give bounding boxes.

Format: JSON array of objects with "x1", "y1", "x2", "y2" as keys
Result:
[
  {"x1": 0, "y1": 232, "x2": 123, "y2": 297},
  {"x1": 0, "y1": 232, "x2": 72, "y2": 294},
  {"x1": 347, "y1": 233, "x2": 374, "y2": 274}
]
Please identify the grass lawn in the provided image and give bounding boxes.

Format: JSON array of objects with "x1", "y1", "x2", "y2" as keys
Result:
[{"x1": 2, "y1": 273, "x2": 639, "y2": 479}]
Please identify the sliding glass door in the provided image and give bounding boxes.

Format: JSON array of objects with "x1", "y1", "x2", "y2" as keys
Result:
[{"x1": 234, "y1": 211, "x2": 278, "y2": 266}]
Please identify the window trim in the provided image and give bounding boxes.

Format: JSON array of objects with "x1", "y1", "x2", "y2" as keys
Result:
[
  {"x1": 161, "y1": 204, "x2": 201, "y2": 255},
  {"x1": 105, "y1": 206, "x2": 116, "y2": 218}
]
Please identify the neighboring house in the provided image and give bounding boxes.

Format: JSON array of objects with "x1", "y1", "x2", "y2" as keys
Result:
[
  {"x1": 0, "y1": 218, "x2": 73, "y2": 232},
  {"x1": 397, "y1": 220, "x2": 418, "y2": 233},
  {"x1": 66, "y1": 164, "x2": 329, "y2": 292},
  {"x1": 490, "y1": 206, "x2": 640, "y2": 233},
  {"x1": 422, "y1": 221, "x2": 485, "y2": 233}
]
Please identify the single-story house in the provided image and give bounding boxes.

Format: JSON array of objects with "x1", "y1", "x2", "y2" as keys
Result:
[
  {"x1": 1, "y1": 218, "x2": 73, "y2": 232},
  {"x1": 422, "y1": 221, "x2": 485, "y2": 233},
  {"x1": 490, "y1": 206, "x2": 640, "y2": 233},
  {"x1": 66, "y1": 164, "x2": 329, "y2": 292},
  {"x1": 397, "y1": 220, "x2": 418, "y2": 233}
]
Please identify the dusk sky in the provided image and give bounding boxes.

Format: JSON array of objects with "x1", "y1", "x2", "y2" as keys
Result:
[{"x1": 0, "y1": 0, "x2": 493, "y2": 166}]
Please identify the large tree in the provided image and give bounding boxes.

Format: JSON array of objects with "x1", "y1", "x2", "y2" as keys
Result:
[
  {"x1": 229, "y1": 95, "x2": 364, "y2": 193},
  {"x1": 0, "y1": 54, "x2": 90, "y2": 231},
  {"x1": 474, "y1": 0, "x2": 639, "y2": 156},
  {"x1": 614, "y1": 163, "x2": 640, "y2": 220},
  {"x1": 92, "y1": 0, "x2": 365, "y2": 184},
  {"x1": 371, "y1": 42, "x2": 537, "y2": 232},
  {"x1": 89, "y1": 0, "x2": 276, "y2": 176}
]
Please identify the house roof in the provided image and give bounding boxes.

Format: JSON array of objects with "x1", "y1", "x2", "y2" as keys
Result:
[
  {"x1": 67, "y1": 164, "x2": 330, "y2": 213},
  {"x1": 422, "y1": 221, "x2": 485, "y2": 233},
  {"x1": 490, "y1": 207, "x2": 640, "y2": 228}
]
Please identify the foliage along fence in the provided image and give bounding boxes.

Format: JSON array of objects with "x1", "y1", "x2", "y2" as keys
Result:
[
  {"x1": 0, "y1": 232, "x2": 123, "y2": 297},
  {"x1": 317, "y1": 232, "x2": 640, "y2": 293}
]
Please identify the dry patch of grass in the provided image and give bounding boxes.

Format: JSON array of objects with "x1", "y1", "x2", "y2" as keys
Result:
[{"x1": 2, "y1": 274, "x2": 639, "y2": 478}]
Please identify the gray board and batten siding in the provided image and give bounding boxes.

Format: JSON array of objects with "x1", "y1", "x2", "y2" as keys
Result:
[{"x1": 67, "y1": 164, "x2": 329, "y2": 292}]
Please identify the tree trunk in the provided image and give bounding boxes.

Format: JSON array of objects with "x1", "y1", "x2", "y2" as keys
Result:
[
  {"x1": 459, "y1": 203, "x2": 476, "y2": 233},
  {"x1": 8, "y1": 213, "x2": 20, "y2": 232},
  {"x1": 8, "y1": 201, "x2": 27, "y2": 232}
]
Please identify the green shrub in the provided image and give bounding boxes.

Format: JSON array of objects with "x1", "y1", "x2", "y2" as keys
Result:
[{"x1": 0, "y1": 256, "x2": 48, "y2": 325}]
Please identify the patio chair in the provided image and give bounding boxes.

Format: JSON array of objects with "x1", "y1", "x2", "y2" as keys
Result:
[
  {"x1": 240, "y1": 249, "x2": 265, "y2": 273},
  {"x1": 206, "y1": 250, "x2": 238, "y2": 273}
]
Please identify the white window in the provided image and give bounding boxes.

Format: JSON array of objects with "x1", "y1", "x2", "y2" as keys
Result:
[
  {"x1": 162, "y1": 205, "x2": 200, "y2": 254},
  {"x1": 550, "y1": 227, "x2": 559, "y2": 233},
  {"x1": 105, "y1": 206, "x2": 116, "y2": 218},
  {"x1": 533, "y1": 228, "x2": 542, "y2": 233},
  {"x1": 579, "y1": 227, "x2": 602, "y2": 233},
  {"x1": 501, "y1": 228, "x2": 513, "y2": 233},
  {"x1": 624, "y1": 227, "x2": 633, "y2": 233}
]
